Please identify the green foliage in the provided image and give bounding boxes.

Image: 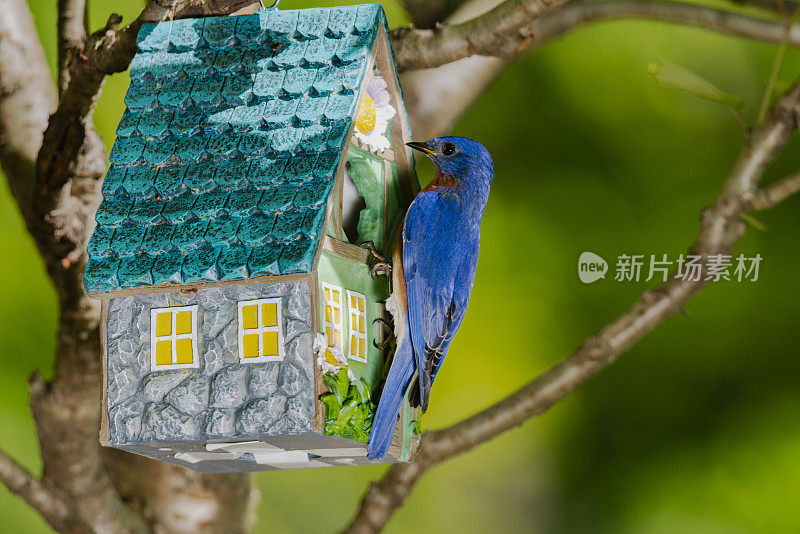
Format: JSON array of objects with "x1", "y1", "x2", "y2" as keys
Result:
[
  {"x1": 647, "y1": 60, "x2": 744, "y2": 109},
  {"x1": 320, "y1": 368, "x2": 375, "y2": 442},
  {"x1": 412, "y1": 417, "x2": 423, "y2": 436}
]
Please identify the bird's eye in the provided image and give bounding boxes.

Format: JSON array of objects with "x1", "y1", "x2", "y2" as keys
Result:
[{"x1": 442, "y1": 142, "x2": 455, "y2": 156}]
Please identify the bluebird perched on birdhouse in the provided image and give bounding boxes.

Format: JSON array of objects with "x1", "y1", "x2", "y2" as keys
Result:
[{"x1": 368, "y1": 136, "x2": 494, "y2": 460}]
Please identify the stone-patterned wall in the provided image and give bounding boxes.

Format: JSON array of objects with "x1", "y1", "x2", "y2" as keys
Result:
[{"x1": 105, "y1": 281, "x2": 315, "y2": 445}]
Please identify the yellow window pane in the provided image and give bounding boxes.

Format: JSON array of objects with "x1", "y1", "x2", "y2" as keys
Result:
[
  {"x1": 350, "y1": 334, "x2": 357, "y2": 355},
  {"x1": 325, "y1": 305, "x2": 332, "y2": 322},
  {"x1": 333, "y1": 290, "x2": 340, "y2": 303},
  {"x1": 324, "y1": 348, "x2": 337, "y2": 365},
  {"x1": 242, "y1": 334, "x2": 259, "y2": 358},
  {"x1": 261, "y1": 303, "x2": 278, "y2": 327},
  {"x1": 262, "y1": 331, "x2": 279, "y2": 356},
  {"x1": 175, "y1": 338, "x2": 193, "y2": 364},
  {"x1": 359, "y1": 338, "x2": 365, "y2": 358},
  {"x1": 325, "y1": 327, "x2": 333, "y2": 344},
  {"x1": 324, "y1": 287, "x2": 330, "y2": 300},
  {"x1": 155, "y1": 312, "x2": 172, "y2": 337},
  {"x1": 358, "y1": 298, "x2": 364, "y2": 312},
  {"x1": 351, "y1": 315, "x2": 357, "y2": 329},
  {"x1": 359, "y1": 315, "x2": 364, "y2": 333},
  {"x1": 155, "y1": 340, "x2": 172, "y2": 366},
  {"x1": 350, "y1": 295, "x2": 356, "y2": 307},
  {"x1": 242, "y1": 305, "x2": 258, "y2": 330},
  {"x1": 175, "y1": 311, "x2": 192, "y2": 335},
  {"x1": 334, "y1": 308, "x2": 340, "y2": 324},
  {"x1": 334, "y1": 331, "x2": 341, "y2": 344}
]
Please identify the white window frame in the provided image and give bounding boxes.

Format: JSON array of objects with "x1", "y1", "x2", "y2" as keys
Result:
[
  {"x1": 237, "y1": 298, "x2": 285, "y2": 363},
  {"x1": 346, "y1": 290, "x2": 368, "y2": 363},
  {"x1": 321, "y1": 282, "x2": 344, "y2": 348},
  {"x1": 150, "y1": 305, "x2": 199, "y2": 371}
]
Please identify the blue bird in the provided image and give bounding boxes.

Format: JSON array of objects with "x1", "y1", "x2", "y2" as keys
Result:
[{"x1": 367, "y1": 136, "x2": 494, "y2": 460}]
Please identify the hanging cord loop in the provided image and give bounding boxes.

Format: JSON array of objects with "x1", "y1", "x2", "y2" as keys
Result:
[{"x1": 260, "y1": 0, "x2": 280, "y2": 10}]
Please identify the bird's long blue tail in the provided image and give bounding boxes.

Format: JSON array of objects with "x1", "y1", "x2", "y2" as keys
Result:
[{"x1": 367, "y1": 333, "x2": 415, "y2": 460}]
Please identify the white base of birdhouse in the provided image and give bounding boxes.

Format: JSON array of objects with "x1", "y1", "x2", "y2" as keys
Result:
[{"x1": 112, "y1": 434, "x2": 400, "y2": 473}]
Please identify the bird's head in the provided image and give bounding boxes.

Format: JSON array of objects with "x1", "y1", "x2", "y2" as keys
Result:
[{"x1": 406, "y1": 136, "x2": 493, "y2": 187}]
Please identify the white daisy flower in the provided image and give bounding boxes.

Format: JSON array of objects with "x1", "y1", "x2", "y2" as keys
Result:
[
  {"x1": 314, "y1": 333, "x2": 358, "y2": 382},
  {"x1": 313, "y1": 333, "x2": 328, "y2": 357},
  {"x1": 314, "y1": 333, "x2": 349, "y2": 376},
  {"x1": 354, "y1": 73, "x2": 396, "y2": 154}
]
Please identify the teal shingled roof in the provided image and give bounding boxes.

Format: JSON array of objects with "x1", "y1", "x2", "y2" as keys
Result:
[{"x1": 84, "y1": 5, "x2": 388, "y2": 293}]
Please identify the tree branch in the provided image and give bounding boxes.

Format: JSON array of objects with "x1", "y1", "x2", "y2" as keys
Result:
[
  {"x1": 3, "y1": 1, "x2": 262, "y2": 532},
  {"x1": 343, "y1": 76, "x2": 800, "y2": 534},
  {"x1": 35, "y1": 0, "x2": 261, "y2": 269},
  {"x1": 34, "y1": 12, "x2": 136, "y2": 278},
  {"x1": 58, "y1": 0, "x2": 88, "y2": 94},
  {"x1": 400, "y1": 0, "x2": 473, "y2": 28},
  {"x1": 732, "y1": 0, "x2": 799, "y2": 15},
  {"x1": 747, "y1": 171, "x2": 800, "y2": 209},
  {"x1": 0, "y1": 2, "x2": 139, "y2": 532},
  {"x1": 30, "y1": 315, "x2": 150, "y2": 534},
  {"x1": 103, "y1": 450, "x2": 258, "y2": 534},
  {"x1": 392, "y1": 0, "x2": 569, "y2": 71},
  {"x1": 0, "y1": 448, "x2": 87, "y2": 534},
  {"x1": 396, "y1": 0, "x2": 800, "y2": 137},
  {"x1": 0, "y1": 0, "x2": 58, "y2": 219},
  {"x1": 391, "y1": 0, "x2": 800, "y2": 72},
  {"x1": 399, "y1": 0, "x2": 508, "y2": 139}
]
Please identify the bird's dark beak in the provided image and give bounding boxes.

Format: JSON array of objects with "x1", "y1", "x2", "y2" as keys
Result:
[{"x1": 406, "y1": 141, "x2": 436, "y2": 157}]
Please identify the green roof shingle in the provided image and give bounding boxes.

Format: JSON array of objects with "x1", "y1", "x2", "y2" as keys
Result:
[{"x1": 85, "y1": 5, "x2": 386, "y2": 293}]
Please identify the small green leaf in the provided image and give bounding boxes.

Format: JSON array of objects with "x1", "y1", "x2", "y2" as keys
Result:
[
  {"x1": 338, "y1": 426, "x2": 357, "y2": 439},
  {"x1": 347, "y1": 384, "x2": 362, "y2": 404},
  {"x1": 648, "y1": 61, "x2": 743, "y2": 110},
  {"x1": 340, "y1": 424, "x2": 369, "y2": 441},
  {"x1": 741, "y1": 212, "x2": 768, "y2": 231},
  {"x1": 360, "y1": 378, "x2": 372, "y2": 401},
  {"x1": 774, "y1": 80, "x2": 790, "y2": 94},
  {"x1": 322, "y1": 373, "x2": 341, "y2": 402},
  {"x1": 360, "y1": 407, "x2": 374, "y2": 432},
  {"x1": 320, "y1": 393, "x2": 340, "y2": 422},
  {"x1": 351, "y1": 404, "x2": 366, "y2": 429},
  {"x1": 320, "y1": 369, "x2": 378, "y2": 440},
  {"x1": 336, "y1": 368, "x2": 350, "y2": 400},
  {"x1": 337, "y1": 399, "x2": 359, "y2": 426},
  {"x1": 349, "y1": 427, "x2": 369, "y2": 442},
  {"x1": 412, "y1": 416, "x2": 423, "y2": 435}
]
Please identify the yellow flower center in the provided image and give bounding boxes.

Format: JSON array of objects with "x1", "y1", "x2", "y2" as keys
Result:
[
  {"x1": 356, "y1": 93, "x2": 376, "y2": 134},
  {"x1": 324, "y1": 349, "x2": 338, "y2": 366}
]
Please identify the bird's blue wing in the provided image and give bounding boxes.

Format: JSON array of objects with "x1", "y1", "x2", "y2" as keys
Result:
[{"x1": 403, "y1": 192, "x2": 479, "y2": 412}]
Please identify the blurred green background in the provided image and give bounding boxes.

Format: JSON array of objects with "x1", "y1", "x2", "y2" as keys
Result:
[{"x1": 3, "y1": 0, "x2": 800, "y2": 532}]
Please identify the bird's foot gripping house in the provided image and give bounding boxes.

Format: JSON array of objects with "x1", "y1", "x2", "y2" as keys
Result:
[{"x1": 83, "y1": 5, "x2": 420, "y2": 473}]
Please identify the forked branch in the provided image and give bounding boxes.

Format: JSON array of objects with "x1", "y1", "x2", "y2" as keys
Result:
[
  {"x1": 390, "y1": 0, "x2": 800, "y2": 71},
  {"x1": 0, "y1": 448, "x2": 87, "y2": 534},
  {"x1": 57, "y1": 0, "x2": 88, "y2": 93},
  {"x1": 747, "y1": 171, "x2": 800, "y2": 209}
]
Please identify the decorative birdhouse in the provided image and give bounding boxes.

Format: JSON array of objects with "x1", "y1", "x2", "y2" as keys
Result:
[{"x1": 83, "y1": 4, "x2": 420, "y2": 472}]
